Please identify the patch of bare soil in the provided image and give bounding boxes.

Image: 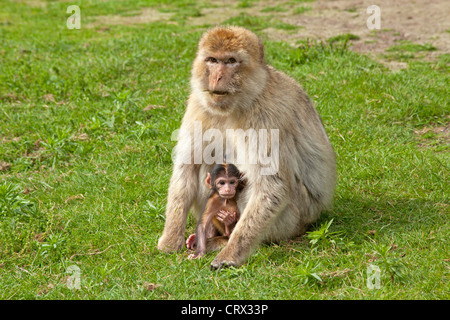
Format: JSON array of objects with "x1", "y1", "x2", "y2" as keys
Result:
[
  {"x1": 189, "y1": 0, "x2": 450, "y2": 69},
  {"x1": 87, "y1": 8, "x2": 172, "y2": 27},
  {"x1": 414, "y1": 121, "x2": 450, "y2": 150},
  {"x1": 87, "y1": 0, "x2": 449, "y2": 69},
  {"x1": 279, "y1": 0, "x2": 450, "y2": 67}
]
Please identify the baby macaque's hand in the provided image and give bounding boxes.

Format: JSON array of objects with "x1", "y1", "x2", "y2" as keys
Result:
[{"x1": 216, "y1": 210, "x2": 237, "y2": 227}]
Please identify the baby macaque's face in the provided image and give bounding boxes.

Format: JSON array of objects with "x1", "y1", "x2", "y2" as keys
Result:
[{"x1": 214, "y1": 175, "x2": 239, "y2": 199}]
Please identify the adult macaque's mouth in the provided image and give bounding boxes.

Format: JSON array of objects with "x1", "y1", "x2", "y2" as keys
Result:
[{"x1": 211, "y1": 91, "x2": 228, "y2": 96}]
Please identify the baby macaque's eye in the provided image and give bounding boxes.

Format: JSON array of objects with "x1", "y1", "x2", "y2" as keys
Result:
[
  {"x1": 219, "y1": 181, "x2": 225, "y2": 185},
  {"x1": 230, "y1": 180, "x2": 236, "y2": 185}
]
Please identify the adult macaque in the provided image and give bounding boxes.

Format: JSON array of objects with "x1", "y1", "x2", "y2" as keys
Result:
[
  {"x1": 186, "y1": 163, "x2": 244, "y2": 259},
  {"x1": 158, "y1": 26, "x2": 336, "y2": 269}
]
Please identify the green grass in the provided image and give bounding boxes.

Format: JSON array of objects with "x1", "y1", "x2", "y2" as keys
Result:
[
  {"x1": 387, "y1": 40, "x2": 437, "y2": 53},
  {"x1": 0, "y1": 0, "x2": 449, "y2": 300},
  {"x1": 293, "y1": 6, "x2": 312, "y2": 15},
  {"x1": 260, "y1": 6, "x2": 289, "y2": 13},
  {"x1": 327, "y1": 33, "x2": 360, "y2": 44},
  {"x1": 384, "y1": 40, "x2": 438, "y2": 61},
  {"x1": 223, "y1": 13, "x2": 300, "y2": 32}
]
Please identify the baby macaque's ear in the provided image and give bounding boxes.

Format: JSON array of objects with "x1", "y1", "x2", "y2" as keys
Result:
[
  {"x1": 238, "y1": 173, "x2": 247, "y2": 190},
  {"x1": 205, "y1": 172, "x2": 213, "y2": 189}
]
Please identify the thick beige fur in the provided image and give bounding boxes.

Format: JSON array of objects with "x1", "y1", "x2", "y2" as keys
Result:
[{"x1": 157, "y1": 26, "x2": 336, "y2": 269}]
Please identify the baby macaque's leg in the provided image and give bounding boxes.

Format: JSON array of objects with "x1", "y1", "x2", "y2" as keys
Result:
[{"x1": 206, "y1": 236, "x2": 229, "y2": 252}]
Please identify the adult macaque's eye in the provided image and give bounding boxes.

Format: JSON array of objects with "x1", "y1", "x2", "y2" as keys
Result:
[{"x1": 206, "y1": 57, "x2": 218, "y2": 63}]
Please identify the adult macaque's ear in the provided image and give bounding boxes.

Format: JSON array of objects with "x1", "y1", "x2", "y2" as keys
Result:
[{"x1": 205, "y1": 172, "x2": 212, "y2": 189}]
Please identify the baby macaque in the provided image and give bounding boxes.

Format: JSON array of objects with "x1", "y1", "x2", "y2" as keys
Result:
[{"x1": 186, "y1": 163, "x2": 245, "y2": 259}]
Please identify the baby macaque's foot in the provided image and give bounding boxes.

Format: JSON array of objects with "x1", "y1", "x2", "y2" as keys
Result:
[
  {"x1": 188, "y1": 253, "x2": 204, "y2": 260},
  {"x1": 186, "y1": 233, "x2": 196, "y2": 250}
]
